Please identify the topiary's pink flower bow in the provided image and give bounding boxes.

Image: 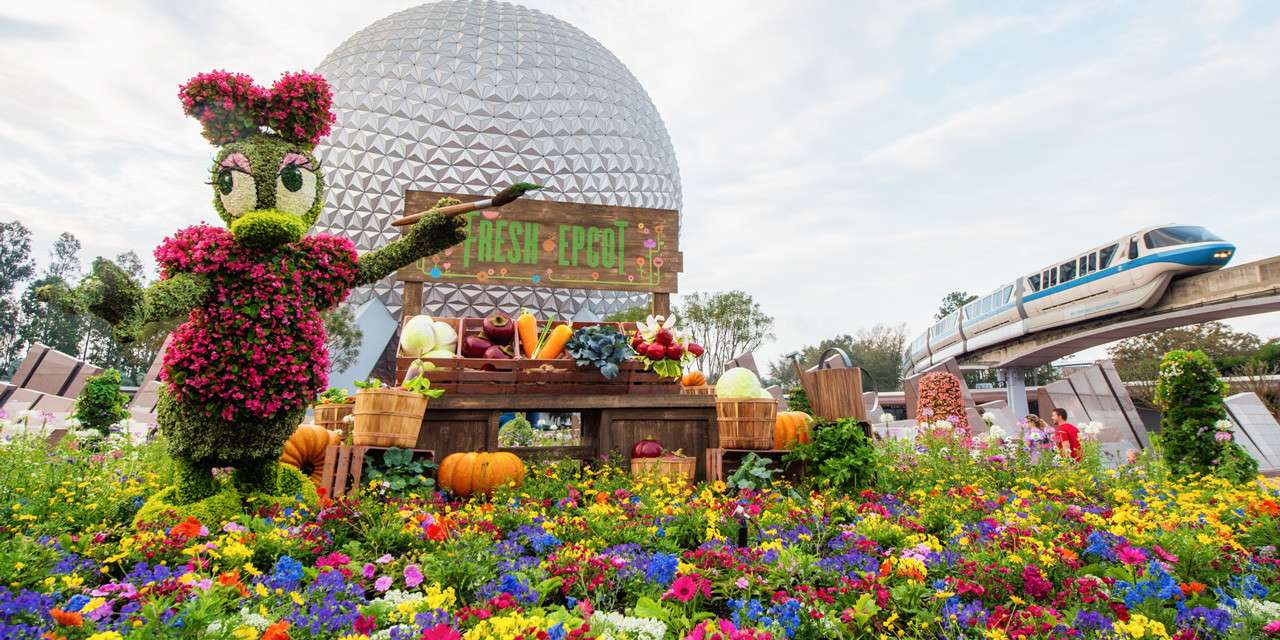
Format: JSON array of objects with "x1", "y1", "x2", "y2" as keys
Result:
[{"x1": 178, "y1": 69, "x2": 335, "y2": 147}]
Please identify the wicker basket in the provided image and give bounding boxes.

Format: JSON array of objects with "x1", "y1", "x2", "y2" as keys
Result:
[
  {"x1": 314, "y1": 402, "x2": 354, "y2": 433},
  {"x1": 716, "y1": 398, "x2": 777, "y2": 449},
  {"x1": 352, "y1": 388, "x2": 428, "y2": 447},
  {"x1": 680, "y1": 384, "x2": 715, "y2": 396},
  {"x1": 631, "y1": 455, "x2": 696, "y2": 482}
]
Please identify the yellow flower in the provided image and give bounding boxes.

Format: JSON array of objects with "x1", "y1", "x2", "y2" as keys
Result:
[
  {"x1": 234, "y1": 627, "x2": 260, "y2": 640},
  {"x1": 86, "y1": 633, "x2": 124, "y2": 640}
]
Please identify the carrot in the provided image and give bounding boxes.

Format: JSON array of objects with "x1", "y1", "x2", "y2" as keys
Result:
[
  {"x1": 516, "y1": 311, "x2": 538, "y2": 358},
  {"x1": 535, "y1": 324, "x2": 574, "y2": 360}
]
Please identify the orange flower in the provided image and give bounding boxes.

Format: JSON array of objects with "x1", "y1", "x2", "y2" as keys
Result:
[
  {"x1": 219, "y1": 570, "x2": 249, "y2": 596},
  {"x1": 40, "y1": 633, "x2": 67, "y2": 640},
  {"x1": 170, "y1": 516, "x2": 205, "y2": 539},
  {"x1": 1254, "y1": 499, "x2": 1279, "y2": 517},
  {"x1": 49, "y1": 608, "x2": 83, "y2": 627},
  {"x1": 262, "y1": 620, "x2": 290, "y2": 640},
  {"x1": 878, "y1": 559, "x2": 892, "y2": 578},
  {"x1": 1180, "y1": 581, "x2": 1207, "y2": 596}
]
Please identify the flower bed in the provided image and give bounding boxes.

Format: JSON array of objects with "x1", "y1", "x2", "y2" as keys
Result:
[{"x1": 3, "y1": 431, "x2": 1280, "y2": 639}]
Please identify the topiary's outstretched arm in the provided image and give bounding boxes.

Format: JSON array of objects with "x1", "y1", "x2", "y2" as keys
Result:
[
  {"x1": 355, "y1": 212, "x2": 467, "y2": 286},
  {"x1": 38, "y1": 258, "x2": 209, "y2": 343}
]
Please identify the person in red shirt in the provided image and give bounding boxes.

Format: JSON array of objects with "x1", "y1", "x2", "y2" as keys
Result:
[{"x1": 1050, "y1": 408, "x2": 1082, "y2": 462}]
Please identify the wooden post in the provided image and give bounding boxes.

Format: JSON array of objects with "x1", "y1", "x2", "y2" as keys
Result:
[
  {"x1": 651, "y1": 292, "x2": 670, "y2": 317},
  {"x1": 403, "y1": 281, "x2": 424, "y2": 318}
]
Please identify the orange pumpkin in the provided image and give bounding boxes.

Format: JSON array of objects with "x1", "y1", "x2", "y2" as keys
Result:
[
  {"x1": 437, "y1": 451, "x2": 527, "y2": 497},
  {"x1": 774, "y1": 411, "x2": 812, "y2": 449},
  {"x1": 682, "y1": 371, "x2": 706, "y2": 387},
  {"x1": 280, "y1": 424, "x2": 339, "y2": 482}
]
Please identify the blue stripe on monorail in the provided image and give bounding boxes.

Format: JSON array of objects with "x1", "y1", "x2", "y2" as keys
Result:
[{"x1": 1022, "y1": 243, "x2": 1234, "y2": 304}]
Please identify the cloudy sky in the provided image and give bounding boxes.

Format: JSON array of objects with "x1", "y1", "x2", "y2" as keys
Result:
[{"x1": 2, "y1": 0, "x2": 1278, "y2": 371}]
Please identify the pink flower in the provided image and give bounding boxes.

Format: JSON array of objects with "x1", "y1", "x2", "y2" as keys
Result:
[
  {"x1": 404, "y1": 564, "x2": 424, "y2": 588},
  {"x1": 1116, "y1": 545, "x2": 1147, "y2": 566},
  {"x1": 421, "y1": 625, "x2": 462, "y2": 640},
  {"x1": 362, "y1": 563, "x2": 376, "y2": 579},
  {"x1": 374, "y1": 576, "x2": 393, "y2": 592},
  {"x1": 736, "y1": 577, "x2": 749, "y2": 589},
  {"x1": 1264, "y1": 620, "x2": 1280, "y2": 636},
  {"x1": 664, "y1": 575, "x2": 711, "y2": 603}
]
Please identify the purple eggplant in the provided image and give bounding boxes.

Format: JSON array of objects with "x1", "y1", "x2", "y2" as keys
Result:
[
  {"x1": 484, "y1": 345, "x2": 512, "y2": 360},
  {"x1": 462, "y1": 335, "x2": 494, "y2": 358}
]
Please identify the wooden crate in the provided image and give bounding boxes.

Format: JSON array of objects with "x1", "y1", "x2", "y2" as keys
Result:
[
  {"x1": 395, "y1": 317, "x2": 679, "y2": 395},
  {"x1": 319, "y1": 444, "x2": 436, "y2": 498},
  {"x1": 705, "y1": 448, "x2": 807, "y2": 483}
]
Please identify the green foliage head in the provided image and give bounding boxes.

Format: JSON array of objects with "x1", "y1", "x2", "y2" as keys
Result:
[
  {"x1": 211, "y1": 134, "x2": 325, "y2": 247},
  {"x1": 73, "y1": 368, "x2": 130, "y2": 435}
]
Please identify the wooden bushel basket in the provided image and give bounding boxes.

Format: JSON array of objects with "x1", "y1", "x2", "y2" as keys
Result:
[
  {"x1": 680, "y1": 384, "x2": 715, "y2": 396},
  {"x1": 352, "y1": 388, "x2": 428, "y2": 448},
  {"x1": 791, "y1": 348, "x2": 869, "y2": 423},
  {"x1": 314, "y1": 403, "x2": 354, "y2": 433},
  {"x1": 716, "y1": 398, "x2": 777, "y2": 449},
  {"x1": 630, "y1": 455, "x2": 696, "y2": 482}
]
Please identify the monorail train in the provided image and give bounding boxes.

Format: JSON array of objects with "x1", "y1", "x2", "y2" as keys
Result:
[{"x1": 904, "y1": 224, "x2": 1236, "y2": 373}]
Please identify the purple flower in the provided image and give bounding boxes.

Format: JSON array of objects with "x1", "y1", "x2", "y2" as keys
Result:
[
  {"x1": 362, "y1": 563, "x2": 376, "y2": 579},
  {"x1": 404, "y1": 564, "x2": 423, "y2": 588},
  {"x1": 374, "y1": 575, "x2": 393, "y2": 592},
  {"x1": 643, "y1": 238, "x2": 657, "y2": 249}
]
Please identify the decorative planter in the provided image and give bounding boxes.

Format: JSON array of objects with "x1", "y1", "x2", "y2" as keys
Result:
[
  {"x1": 352, "y1": 388, "x2": 428, "y2": 447},
  {"x1": 631, "y1": 454, "x2": 696, "y2": 482},
  {"x1": 716, "y1": 398, "x2": 778, "y2": 449}
]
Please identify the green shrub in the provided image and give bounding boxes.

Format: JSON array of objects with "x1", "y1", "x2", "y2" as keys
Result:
[
  {"x1": 786, "y1": 386, "x2": 811, "y2": 414},
  {"x1": 498, "y1": 413, "x2": 535, "y2": 447},
  {"x1": 73, "y1": 368, "x2": 130, "y2": 435},
  {"x1": 1154, "y1": 349, "x2": 1257, "y2": 483}
]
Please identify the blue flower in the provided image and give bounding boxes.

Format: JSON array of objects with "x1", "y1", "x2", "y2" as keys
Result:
[
  {"x1": 645, "y1": 552, "x2": 678, "y2": 586},
  {"x1": 271, "y1": 555, "x2": 305, "y2": 588}
]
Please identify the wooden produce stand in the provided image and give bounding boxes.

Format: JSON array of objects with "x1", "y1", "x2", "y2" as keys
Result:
[
  {"x1": 382, "y1": 189, "x2": 716, "y2": 480},
  {"x1": 413, "y1": 393, "x2": 717, "y2": 480}
]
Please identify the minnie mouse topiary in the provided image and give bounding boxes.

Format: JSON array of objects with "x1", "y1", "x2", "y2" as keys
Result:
[{"x1": 41, "y1": 70, "x2": 533, "y2": 513}]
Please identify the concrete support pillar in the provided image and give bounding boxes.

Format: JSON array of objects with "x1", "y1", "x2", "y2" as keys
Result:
[{"x1": 1004, "y1": 367, "x2": 1029, "y2": 419}]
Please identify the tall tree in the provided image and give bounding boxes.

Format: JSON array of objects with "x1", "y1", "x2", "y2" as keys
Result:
[
  {"x1": 18, "y1": 233, "x2": 86, "y2": 357},
  {"x1": 1108, "y1": 322, "x2": 1262, "y2": 402},
  {"x1": 936, "y1": 290, "x2": 977, "y2": 320},
  {"x1": 324, "y1": 304, "x2": 364, "y2": 373},
  {"x1": 678, "y1": 291, "x2": 774, "y2": 381},
  {"x1": 0, "y1": 221, "x2": 36, "y2": 377},
  {"x1": 767, "y1": 324, "x2": 908, "y2": 391},
  {"x1": 82, "y1": 251, "x2": 153, "y2": 383}
]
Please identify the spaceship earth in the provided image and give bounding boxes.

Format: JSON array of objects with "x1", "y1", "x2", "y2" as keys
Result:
[{"x1": 313, "y1": 0, "x2": 682, "y2": 319}]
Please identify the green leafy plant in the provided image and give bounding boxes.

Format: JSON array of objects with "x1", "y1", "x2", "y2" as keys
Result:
[
  {"x1": 362, "y1": 447, "x2": 437, "y2": 495},
  {"x1": 498, "y1": 413, "x2": 535, "y2": 447},
  {"x1": 786, "y1": 385, "x2": 811, "y2": 414},
  {"x1": 565, "y1": 325, "x2": 632, "y2": 379},
  {"x1": 316, "y1": 388, "x2": 351, "y2": 404},
  {"x1": 1154, "y1": 349, "x2": 1257, "y2": 483},
  {"x1": 785, "y1": 417, "x2": 877, "y2": 492},
  {"x1": 401, "y1": 374, "x2": 444, "y2": 399},
  {"x1": 72, "y1": 368, "x2": 130, "y2": 436},
  {"x1": 353, "y1": 378, "x2": 384, "y2": 390},
  {"x1": 725, "y1": 453, "x2": 777, "y2": 491}
]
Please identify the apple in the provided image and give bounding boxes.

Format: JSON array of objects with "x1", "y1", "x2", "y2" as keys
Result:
[
  {"x1": 666, "y1": 343, "x2": 684, "y2": 359},
  {"x1": 646, "y1": 343, "x2": 668, "y2": 360},
  {"x1": 686, "y1": 343, "x2": 705, "y2": 357},
  {"x1": 655, "y1": 329, "x2": 674, "y2": 346}
]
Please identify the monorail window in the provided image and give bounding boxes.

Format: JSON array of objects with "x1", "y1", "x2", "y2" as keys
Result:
[
  {"x1": 1060, "y1": 261, "x2": 1075, "y2": 282},
  {"x1": 1029, "y1": 274, "x2": 1040, "y2": 291},
  {"x1": 1128, "y1": 238, "x2": 1139, "y2": 260},
  {"x1": 1144, "y1": 226, "x2": 1222, "y2": 249},
  {"x1": 1003, "y1": 285, "x2": 1013, "y2": 301},
  {"x1": 1088, "y1": 253, "x2": 1097, "y2": 272},
  {"x1": 1079, "y1": 256, "x2": 1088, "y2": 275},
  {"x1": 1099, "y1": 244, "x2": 1117, "y2": 268},
  {"x1": 1050, "y1": 270, "x2": 1057, "y2": 286}
]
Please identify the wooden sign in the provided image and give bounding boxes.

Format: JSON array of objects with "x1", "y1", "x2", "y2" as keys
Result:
[{"x1": 397, "y1": 191, "x2": 681, "y2": 293}]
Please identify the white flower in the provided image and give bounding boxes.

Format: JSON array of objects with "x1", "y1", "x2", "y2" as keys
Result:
[
  {"x1": 1215, "y1": 419, "x2": 1233, "y2": 432},
  {"x1": 879, "y1": 412, "x2": 894, "y2": 424},
  {"x1": 1082, "y1": 421, "x2": 1104, "y2": 436},
  {"x1": 986, "y1": 424, "x2": 1008, "y2": 440},
  {"x1": 590, "y1": 611, "x2": 667, "y2": 640},
  {"x1": 933, "y1": 419, "x2": 953, "y2": 431},
  {"x1": 63, "y1": 416, "x2": 81, "y2": 429},
  {"x1": 981, "y1": 412, "x2": 996, "y2": 426},
  {"x1": 16, "y1": 409, "x2": 36, "y2": 422}
]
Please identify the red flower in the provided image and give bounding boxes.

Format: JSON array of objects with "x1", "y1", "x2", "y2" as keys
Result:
[
  {"x1": 48, "y1": 609, "x2": 83, "y2": 628},
  {"x1": 169, "y1": 516, "x2": 206, "y2": 539},
  {"x1": 262, "y1": 620, "x2": 290, "y2": 640}
]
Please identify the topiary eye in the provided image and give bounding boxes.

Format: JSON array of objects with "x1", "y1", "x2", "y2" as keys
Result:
[
  {"x1": 216, "y1": 170, "x2": 235, "y2": 195},
  {"x1": 280, "y1": 165, "x2": 304, "y2": 192}
]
